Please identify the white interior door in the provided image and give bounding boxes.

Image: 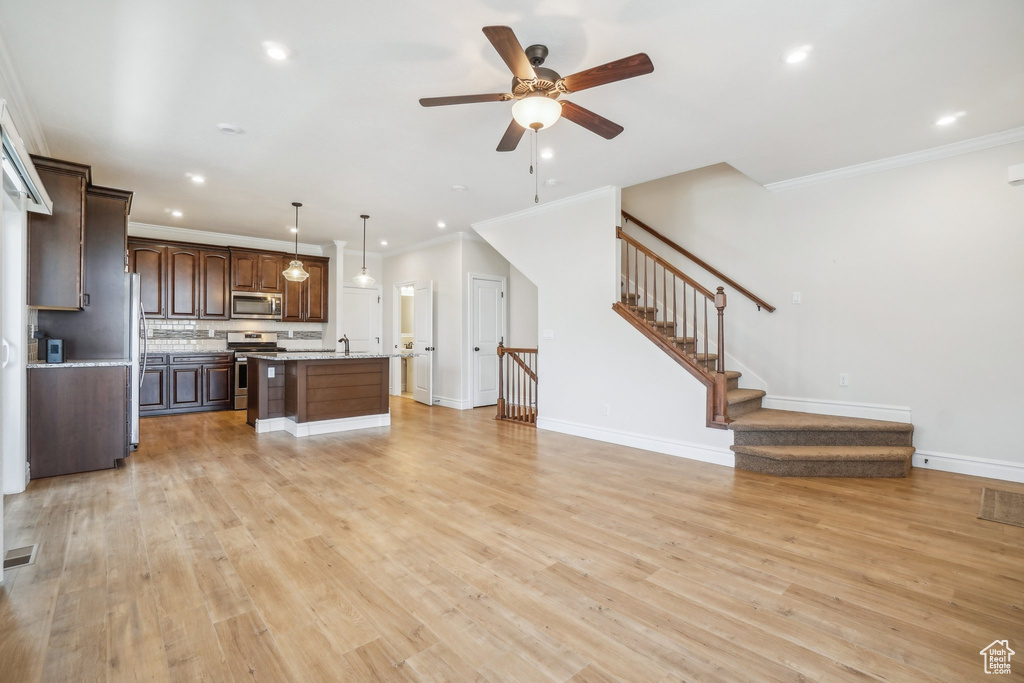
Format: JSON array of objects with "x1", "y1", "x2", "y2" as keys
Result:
[
  {"x1": 342, "y1": 286, "x2": 381, "y2": 353},
  {"x1": 413, "y1": 280, "x2": 433, "y2": 405},
  {"x1": 471, "y1": 276, "x2": 504, "y2": 407}
]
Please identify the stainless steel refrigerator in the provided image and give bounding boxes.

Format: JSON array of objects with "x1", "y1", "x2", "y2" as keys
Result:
[{"x1": 127, "y1": 273, "x2": 146, "y2": 449}]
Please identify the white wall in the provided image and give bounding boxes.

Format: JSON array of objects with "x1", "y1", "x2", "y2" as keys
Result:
[
  {"x1": 382, "y1": 237, "x2": 463, "y2": 406},
  {"x1": 623, "y1": 142, "x2": 1024, "y2": 477},
  {"x1": 474, "y1": 187, "x2": 733, "y2": 465},
  {"x1": 508, "y1": 265, "x2": 538, "y2": 348}
]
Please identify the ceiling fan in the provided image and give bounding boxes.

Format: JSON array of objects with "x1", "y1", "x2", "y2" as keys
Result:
[{"x1": 419, "y1": 26, "x2": 654, "y2": 151}]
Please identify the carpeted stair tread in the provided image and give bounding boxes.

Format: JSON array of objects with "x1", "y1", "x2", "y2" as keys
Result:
[
  {"x1": 667, "y1": 336, "x2": 696, "y2": 345},
  {"x1": 724, "y1": 370, "x2": 741, "y2": 380},
  {"x1": 727, "y1": 389, "x2": 766, "y2": 405},
  {"x1": 731, "y1": 444, "x2": 914, "y2": 462},
  {"x1": 729, "y1": 408, "x2": 913, "y2": 433}
]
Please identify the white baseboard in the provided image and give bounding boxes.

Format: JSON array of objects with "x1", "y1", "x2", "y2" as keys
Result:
[
  {"x1": 434, "y1": 396, "x2": 472, "y2": 410},
  {"x1": 761, "y1": 395, "x2": 912, "y2": 423},
  {"x1": 913, "y1": 450, "x2": 1024, "y2": 484},
  {"x1": 255, "y1": 413, "x2": 390, "y2": 437},
  {"x1": 537, "y1": 417, "x2": 734, "y2": 467}
]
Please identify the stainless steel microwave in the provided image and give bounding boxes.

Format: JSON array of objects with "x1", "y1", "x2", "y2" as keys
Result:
[{"x1": 230, "y1": 291, "x2": 282, "y2": 320}]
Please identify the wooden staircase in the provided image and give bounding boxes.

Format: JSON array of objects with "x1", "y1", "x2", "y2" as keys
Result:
[{"x1": 614, "y1": 213, "x2": 915, "y2": 477}]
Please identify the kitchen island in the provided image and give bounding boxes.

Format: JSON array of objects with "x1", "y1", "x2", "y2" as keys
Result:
[{"x1": 245, "y1": 353, "x2": 409, "y2": 437}]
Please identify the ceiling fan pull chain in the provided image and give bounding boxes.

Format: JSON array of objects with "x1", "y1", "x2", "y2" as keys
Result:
[{"x1": 534, "y1": 130, "x2": 540, "y2": 203}]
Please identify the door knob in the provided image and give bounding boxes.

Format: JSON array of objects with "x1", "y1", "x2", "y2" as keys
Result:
[{"x1": 474, "y1": 347, "x2": 480, "y2": 351}]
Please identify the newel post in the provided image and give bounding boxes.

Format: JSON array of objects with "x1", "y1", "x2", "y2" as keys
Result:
[
  {"x1": 714, "y1": 287, "x2": 726, "y2": 375},
  {"x1": 713, "y1": 287, "x2": 729, "y2": 425},
  {"x1": 496, "y1": 343, "x2": 505, "y2": 421}
]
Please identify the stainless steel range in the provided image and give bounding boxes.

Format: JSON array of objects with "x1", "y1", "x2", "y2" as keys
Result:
[{"x1": 227, "y1": 332, "x2": 286, "y2": 410}]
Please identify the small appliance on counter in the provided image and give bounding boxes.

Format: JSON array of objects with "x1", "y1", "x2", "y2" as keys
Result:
[
  {"x1": 227, "y1": 332, "x2": 288, "y2": 410},
  {"x1": 45, "y1": 338, "x2": 66, "y2": 363}
]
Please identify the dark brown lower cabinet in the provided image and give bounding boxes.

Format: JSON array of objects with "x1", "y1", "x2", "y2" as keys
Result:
[
  {"x1": 142, "y1": 353, "x2": 233, "y2": 416},
  {"x1": 29, "y1": 366, "x2": 129, "y2": 478},
  {"x1": 203, "y1": 365, "x2": 233, "y2": 407},
  {"x1": 170, "y1": 366, "x2": 202, "y2": 409}
]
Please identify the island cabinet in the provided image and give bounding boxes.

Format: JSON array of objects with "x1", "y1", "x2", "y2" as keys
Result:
[
  {"x1": 247, "y1": 356, "x2": 388, "y2": 428},
  {"x1": 127, "y1": 238, "x2": 230, "y2": 320},
  {"x1": 282, "y1": 256, "x2": 329, "y2": 323},
  {"x1": 27, "y1": 156, "x2": 91, "y2": 310}
]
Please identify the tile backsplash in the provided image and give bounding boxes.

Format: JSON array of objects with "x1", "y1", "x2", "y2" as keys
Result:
[{"x1": 145, "y1": 320, "x2": 328, "y2": 352}]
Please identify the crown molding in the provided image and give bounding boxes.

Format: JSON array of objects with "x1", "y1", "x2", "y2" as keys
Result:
[
  {"x1": 128, "y1": 221, "x2": 324, "y2": 256},
  {"x1": 380, "y1": 230, "x2": 483, "y2": 259},
  {"x1": 765, "y1": 126, "x2": 1024, "y2": 193},
  {"x1": 0, "y1": 23, "x2": 49, "y2": 155},
  {"x1": 471, "y1": 185, "x2": 617, "y2": 231}
]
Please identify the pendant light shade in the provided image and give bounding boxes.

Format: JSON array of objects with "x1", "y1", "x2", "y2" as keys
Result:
[
  {"x1": 353, "y1": 214, "x2": 375, "y2": 287},
  {"x1": 282, "y1": 202, "x2": 310, "y2": 283},
  {"x1": 511, "y1": 94, "x2": 561, "y2": 131}
]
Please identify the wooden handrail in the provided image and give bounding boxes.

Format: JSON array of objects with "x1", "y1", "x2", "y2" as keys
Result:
[
  {"x1": 498, "y1": 346, "x2": 538, "y2": 382},
  {"x1": 617, "y1": 229, "x2": 715, "y2": 300},
  {"x1": 621, "y1": 210, "x2": 776, "y2": 312}
]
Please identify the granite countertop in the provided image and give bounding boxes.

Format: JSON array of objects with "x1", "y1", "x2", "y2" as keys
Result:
[
  {"x1": 245, "y1": 352, "x2": 417, "y2": 361},
  {"x1": 27, "y1": 358, "x2": 131, "y2": 369}
]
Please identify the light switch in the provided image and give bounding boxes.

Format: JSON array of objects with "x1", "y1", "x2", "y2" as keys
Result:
[
  {"x1": 268, "y1": 367, "x2": 276, "y2": 378},
  {"x1": 792, "y1": 292, "x2": 802, "y2": 304},
  {"x1": 542, "y1": 329, "x2": 554, "y2": 340}
]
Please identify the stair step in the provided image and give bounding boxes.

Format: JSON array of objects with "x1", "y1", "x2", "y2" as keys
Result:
[
  {"x1": 667, "y1": 336, "x2": 696, "y2": 345},
  {"x1": 727, "y1": 388, "x2": 765, "y2": 418},
  {"x1": 649, "y1": 320, "x2": 676, "y2": 329},
  {"x1": 627, "y1": 305, "x2": 658, "y2": 314},
  {"x1": 731, "y1": 445, "x2": 914, "y2": 478},
  {"x1": 724, "y1": 370, "x2": 742, "y2": 391},
  {"x1": 730, "y1": 409, "x2": 914, "y2": 447},
  {"x1": 622, "y1": 293, "x2": 639, "y2": 302}
]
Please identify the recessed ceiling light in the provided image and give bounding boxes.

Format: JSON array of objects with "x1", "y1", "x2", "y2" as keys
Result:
[
  {"x1": 437, "y1": 221, "x2": 446, "y2": 228},
  {"x1": 540, "y1": 148, "x2": 554, "y2": 160},
  {"x1": 186, "y1": 173, "x2": 205, "y2": 184},
  {"x1": 936, "y1": 111, "x2": 966, "y2": 126},
  {"x1": 262, "y1": 41, "x2": 290, "y2": 61},
  {"x1": 290, "y1": 227, "x2": 298, "y2": 233},
  {"x1": 544, "y1": 178, "x2": 559, "y2": 187},
  {"x1": 217, "y1": 123, "x2": 245, "y2": 135},
  {"x1": 450, "y1": 185, "x2": 467, "y2": 192},
  {"x1": 379, "y1": 240, "x2": 388, "y2": 246},
  {"x1": 171, "y1": 210, "x2": 183, "y2": 218},
  {"x1": 783, "y1": 45, "x2": 812, "y2": 64}
]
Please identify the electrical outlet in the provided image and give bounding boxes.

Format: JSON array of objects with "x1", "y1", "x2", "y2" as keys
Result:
[
  {"x1": 792, "y1": 292, "x2": 802, "y2": 304},
  {"x1": 268, "y1": 367, "x2": 276, "y2": 378},
  {"x1": 542, "y1": 329, "x2": 554, "y2": 340},
  {"x1": 288, "y1": 330, "x2": 294, "y2": 338},
  {"x1": 207, "y1": 329, "x2": 214, "y2": 338},
  {"x1": 839, "y1": 373, "x2": 849, "y2": 387},
  {"x1": 603, "y1": 404, "x2": 611, "y2": 416}
]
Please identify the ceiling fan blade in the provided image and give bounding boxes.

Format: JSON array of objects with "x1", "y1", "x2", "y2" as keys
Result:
[
  {"x1": 482, "y1": 26, "x2": 536, "y2": 81},
  {"x1": 419, "y1": 93, "x2": 511, "y2": 107},
  {"x1": 559, "y1": 101, "x2": 624, "y2": 140},
  {"x1": 560, "y1": 53, "x2": 654, "y2": 93},
  {"x1": 496, "y1": 120, "x2": 527, "y2": 152}
]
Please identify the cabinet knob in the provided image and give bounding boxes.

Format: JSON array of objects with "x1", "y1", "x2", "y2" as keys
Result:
[{"x1": 474, "y1": 347, "x2": 480, "y2": 351}]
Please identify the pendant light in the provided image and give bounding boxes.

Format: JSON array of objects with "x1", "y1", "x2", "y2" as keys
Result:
[
  {"x1": 352, "y1": 214, "x2": 375, "y2": 287},
  {"x1": 282, "y1": 202, "x2": 310, "y2": 282}
]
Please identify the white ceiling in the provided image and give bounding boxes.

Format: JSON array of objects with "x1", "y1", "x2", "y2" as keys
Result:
[{"x1": 2, "y1": 0, "x2": 1022, "y2": 250}]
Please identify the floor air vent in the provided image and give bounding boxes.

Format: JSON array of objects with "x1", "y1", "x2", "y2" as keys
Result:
[{"x1": 3, "y1": 545, "x2": 38, "y2": 570}]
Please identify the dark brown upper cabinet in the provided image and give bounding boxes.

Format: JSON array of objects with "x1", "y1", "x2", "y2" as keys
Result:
[
  {"x1": 128, "y1": 240, "x2": 166, "y2": 317},
  {"x1": 166, "y1": 245, "x2": 201, "y2": 319},
  {"x1": 282, "y1": 256, "x2": 329, "y2": 323},
  {"x1": 230, "y1": 249, "x2": 287, "y2": 293},
  {"x1": 27, "y1": 156, "x2": 91, "y2": 310},
  {"x1": 199, "y1": 249, "x2": 231, "y2": 319}
]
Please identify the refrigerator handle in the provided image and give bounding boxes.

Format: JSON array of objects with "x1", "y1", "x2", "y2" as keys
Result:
[
  {"x1": 140, "y1": 304, "x2": 148, "y2": 389},
  {"x1": 1, "y1": 338, "x2": 10, "y2": 369}
]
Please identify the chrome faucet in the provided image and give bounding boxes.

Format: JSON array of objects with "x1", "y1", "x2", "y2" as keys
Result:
[{"x1": 339, "y1": 335, "x2": 350, "y2": 356}]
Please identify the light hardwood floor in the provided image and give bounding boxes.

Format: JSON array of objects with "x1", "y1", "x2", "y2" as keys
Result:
[{"x1": 2, "y1": 398, "x2": 1023, "y2": 682}]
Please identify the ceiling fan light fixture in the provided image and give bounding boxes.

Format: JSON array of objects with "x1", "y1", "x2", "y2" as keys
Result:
[{"x1": 512, "y1": 95, "x2": 561, "y2": 131}]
